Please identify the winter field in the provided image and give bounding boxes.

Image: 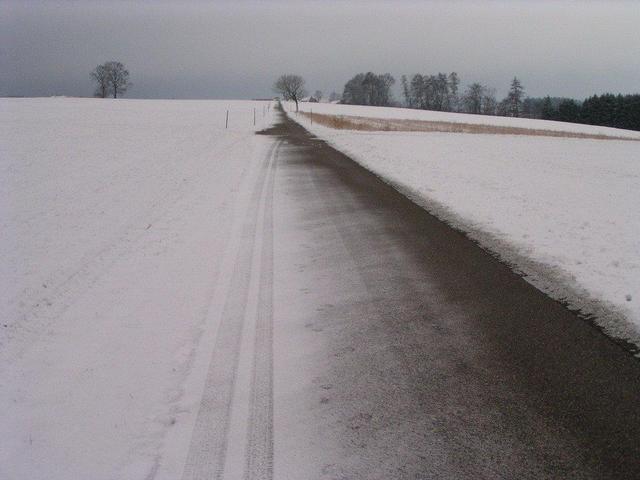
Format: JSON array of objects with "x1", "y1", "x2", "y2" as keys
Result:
[
  {"x1": 288, "y1": 101, "x2": 640, "y2": 351},
  {"x1": 2, "y1": 96, "x2": 639, "y2": 479},
  {"x1": 291, "y1": 101, "x2": 640, "y2": 140},
  {"x1": 0, "y1": 98, "x2": 275, "y2": 479}
]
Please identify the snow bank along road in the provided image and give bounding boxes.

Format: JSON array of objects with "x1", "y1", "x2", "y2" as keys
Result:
[
  {"x1": 2, "y1": 99, "x2": 640, "y2": 479},
  {"x1": 267, "y1": 114, "x2": 640, "y2": 479},
  {"x1": 290, "y1": 101, "x2": 640, "y2": 353}
]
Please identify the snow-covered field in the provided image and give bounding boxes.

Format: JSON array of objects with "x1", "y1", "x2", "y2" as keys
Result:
[
  {"x1": 288, "y1": 101, "x2": 640, "y2": 351},
  {"x1": 0, "y1": 98, "x2": 275, "y2": 479},
  {"x1": 2, "y1": 96, "x2": 638, "y2": 479},
  {"x1": 291, "y1": 101, "x2": 640, "y2": 139}
]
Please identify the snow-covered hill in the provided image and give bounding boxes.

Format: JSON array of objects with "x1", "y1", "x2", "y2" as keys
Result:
[{"x1": 0, "y1": 97, "x2": 275, "y2": 479}]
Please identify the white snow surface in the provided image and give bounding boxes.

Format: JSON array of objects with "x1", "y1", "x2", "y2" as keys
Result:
[
  {"x1": 293, "y1": 101, "x2": 640, "y2": 139},
  {"x1": 288, "y1": 102, "x2": 640, "y2": 351},
  {"x1": 0, "y1": 98, "x2": 275, "y2": 479},
  {"x1": 2, "y1": 95, "x2": 639, "y2": 478}
]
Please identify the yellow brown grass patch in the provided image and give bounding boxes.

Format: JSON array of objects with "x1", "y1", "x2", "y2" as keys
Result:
[{"x1": 299, "y1": 112, "x2": 639, "y2": 141}]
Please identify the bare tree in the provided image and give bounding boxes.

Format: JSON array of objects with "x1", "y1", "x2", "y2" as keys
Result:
[
  {"x1": 343, "y1": 72, "x2": 395, "y2": 107},
  {"x1": 314, "y1": 90, "x2": 323, "y2": 102},
  {"x1": 434, "y1": 73, "x2": 449, "y2": 111},
  {"x1": 497, "y1": 98, "x2": 510, "y2": 116},
  {"x1": 104, "y1": 61, "x2": 130, "y2": 99},
  {"x1": 410, "y1": 74, "x2": 426, "y2": 109},
  {"x1": 463, "y1": 83, "x2": 485, "y2": 114},
  {"x1": 447, "y1": 72, "x2": 460, "y2": 112},
  {"x1": 90, "y1": 64, "x2": 110, "y2": 98},
  {"x1": 273, "y1": 74, "x2": 307, "y2": 111},
  {"x1": 90, "y1": 61, "x2": 131, "y2": 98},
  {"x1": 405, "y1": 72, "x2": 455, "y2": 111},
  {"x1": 343, "y1": 73, "x2": 366, "y2": 105},
  {"x1": 482, "y1": 88, "x2": 497, "y2": 115},
  {"x1": 401, "y1": 75, "x2": 413, "y2": 108}
]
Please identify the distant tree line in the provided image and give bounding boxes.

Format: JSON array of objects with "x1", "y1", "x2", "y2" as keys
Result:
[
  {"x1": 401, "y1": 72, "x2": 460, "y2": 111},
  {"x1": 337, "y1": 71, "x2": 640, "y2": 131},
  {"x1": 401, "y1": 74, "x2": 526, "y2": 117},
  {"x1": 535, "y1": 94, "x2": 640, "y2": 131},
  {"x1": 342, "y1": 72, "x2": 396, "y2": 107},
  {"x1": 341, "y1": 71, "x2": 526, "y2": 118}
]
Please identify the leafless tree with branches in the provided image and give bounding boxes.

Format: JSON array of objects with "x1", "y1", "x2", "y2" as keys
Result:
[
  {"x1": 273, "y1": 74, "x2": 307, "y2": 111},
  {"x1": 90, "y1": 61, "x2": 131, "y2": 98},
  {"x1": 90, "y1": 64, "x2": 110, "y2": 98},
  {"x1": 104, "y1": 61, "x2": 130, "y2": 99}
]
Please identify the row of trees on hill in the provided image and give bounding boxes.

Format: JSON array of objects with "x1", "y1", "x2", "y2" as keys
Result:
[
  {"x1": 341, "y1": 71, "x2": 527, "y2": 117},
  {"x1": 342, "y1": 72, "x2": 396, "y2": 107},
  {"x1": 273, "y1": 73, "x2": 640, "y2": 131},
  {"x1": 90, "y1": 61, "x2": 131, "y2": 98},
  {"x1": 400, "y1": 74, "x2": 526, "y2": 117},
  {"x1": 401, "y1": 72, "x2": 459, "y2": 111}
]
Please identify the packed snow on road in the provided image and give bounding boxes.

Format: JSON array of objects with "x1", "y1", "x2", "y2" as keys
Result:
[
  {"x1": 0, "y1": 97, "x2": 275, "y2": 479},
  {"x1": 289, "y1": 101, "x2": 640, "y2": 350}
]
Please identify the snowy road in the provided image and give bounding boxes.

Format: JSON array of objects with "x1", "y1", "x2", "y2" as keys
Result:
[
  {"x1": 290, "y1": 102, "x2": 640, "y2": 348},
  {"x1": 3, "y1": 100, "x2": 640, "y2": 479},
  {"x1": 175, "y1": 111, "x2": 640, "y2": 479},
  {"x1": 266, "y1": 114, "x2": 640, "y2": 479}
]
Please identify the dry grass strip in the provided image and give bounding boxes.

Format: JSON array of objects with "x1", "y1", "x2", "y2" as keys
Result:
[{"x1": 299, "y1": 111, "x2": 639, "y2": 141}]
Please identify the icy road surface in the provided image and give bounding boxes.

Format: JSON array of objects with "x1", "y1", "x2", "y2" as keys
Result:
[
  {"x1": 290, "y1": 101, "x2": 640, "y2": 351},
  {"x1": 265, "y1": 114, "x2": 640, "y2": 479}
]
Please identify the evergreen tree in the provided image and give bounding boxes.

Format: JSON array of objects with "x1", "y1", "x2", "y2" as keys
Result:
[
  {"x1": 557, "y1": 99, "x2": 581, "y2": 123},
  {"x1": 538, "y1": 93, "x2": 639, "y2": 130},
  {"x1": 540, "y1": 96, "x2": 556, "y2": 120},
  {"x1": 505, "y1": 77, "x2": 525, "y2": 117}
]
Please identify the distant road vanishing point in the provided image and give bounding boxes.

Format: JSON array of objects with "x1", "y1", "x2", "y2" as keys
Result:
[
  {"x1": 182, "y1": 107, "x2": 640, "y2": 479},
  {"x1": 2, "y1": 99, "x2": 639, "y2": 480}
]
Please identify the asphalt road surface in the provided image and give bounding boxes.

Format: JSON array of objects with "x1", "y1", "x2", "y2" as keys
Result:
[{"x1": 184, "y1": 110, "x2": 640, "y2": 479}]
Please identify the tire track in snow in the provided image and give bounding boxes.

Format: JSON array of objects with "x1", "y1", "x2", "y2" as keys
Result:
[
  {"x1": 244, "y1": 142, "x2": 278, "y2": 480},
  {"x1": 181, "y1": 141, "x2": 278, "y2": 480}
]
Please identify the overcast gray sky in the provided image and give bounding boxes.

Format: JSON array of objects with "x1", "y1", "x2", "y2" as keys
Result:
[{"x1": 1, "y1": 0, "x2": 638, "y2": 100}]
